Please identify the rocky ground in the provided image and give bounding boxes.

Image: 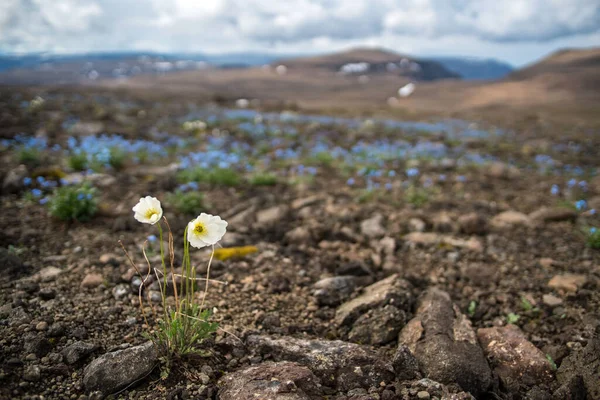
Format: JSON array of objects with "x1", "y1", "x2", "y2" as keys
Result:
[{"x1": 1, "y1": 88, "x2": 599, "y2": 399}]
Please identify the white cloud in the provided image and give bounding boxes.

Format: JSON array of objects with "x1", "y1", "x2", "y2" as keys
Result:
[{"x1": 0, "y1": 0, "x2": 598, "y2": 64}]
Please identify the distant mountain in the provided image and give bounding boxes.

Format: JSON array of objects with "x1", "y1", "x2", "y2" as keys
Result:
[
  {"x1": 274, "y1": 48, "x2": 460, "y2": 81},
  {"x1": 429, "y1": 57, "x2": 514, "y2": 80}
]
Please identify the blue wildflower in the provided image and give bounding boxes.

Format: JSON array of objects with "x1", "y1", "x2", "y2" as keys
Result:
[
  {"x1": 147, "y1": 235, "x2": 157, "y2": 242},
  {"x1": 575, "y1": 200, "x2": 587, "y2": 211},
  {"x1": 31, "y1": 188, "x2": 42, "y2": 197},
  {"x1": 591, "y1": 227, "x2": 597, "y2": 234},
  {"x1": 567, "y1": 178, "x2": 577, "y2": 188},
  {"x1": 347, "y1": 178, "x2": 355, "y2": 186},
  {"x1": 86, "y1": 193, "x2": 93, "y2": 200},
  {"x1": 77, "y1": 193, "x2": 85, "y2": 201},
  {"x1": 23, "y1": 177, "x2": 32, "y2": 186},
  {"x1": 550, "y1": 184, "x2": 559, "y2": 195},
  {"x1": 36, "y1": 176, "x2": 45, "y2": 184},
  {"x1": 385, "y1": 182, "x2": 392, "y2": 190},
  {"x1": 39, "y1": 197, "x2": 49, "y2": 205},
  {"x1": 406, "y1": 168, "x2": 419, "y2": 178}
]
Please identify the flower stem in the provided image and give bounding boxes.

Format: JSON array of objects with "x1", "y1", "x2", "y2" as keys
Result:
[
  {"x1": 200, "y1": 245, "x2": 215, "y2": 311},
  {"x1": 157, "y1": 223, "x2": 168, "y2": 320}
]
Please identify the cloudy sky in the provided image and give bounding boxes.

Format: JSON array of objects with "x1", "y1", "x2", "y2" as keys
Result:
[{"x1": 1, "y1": 0, "x2": 599, "y2": 66}]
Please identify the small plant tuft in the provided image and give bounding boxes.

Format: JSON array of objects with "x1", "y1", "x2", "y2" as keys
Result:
[
  {"x1": 48, "y1": 184, "x2": 97, "y2": 222},
  {"x1": 167, "y1": 190, "x2": 205, "y2": 215},
  {"x1": 68, "y1": 151, "x2": 88, "y2": 171},
  {"x1": 249, "y1": 172, "x2": 278, "y2": 186},
  {"x1": 587, "y1": 227, "x2": 600, "y2": 249},
  {"x1": 404, "y1": 185, "x2": 430, "y2": 207},
  {"x1": 178, "y1": 167, "x2": 241, "y2": 187}
]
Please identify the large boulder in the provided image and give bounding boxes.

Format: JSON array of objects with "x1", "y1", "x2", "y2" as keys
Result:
[
  {"x1": 398, "y1": 288, "x2": 492, "y2": 397},
  {"x1": 83, "y1": 341, "x2": 158, "y2": 397},
  {"x1": 246, "y1": 335, "x2": 395, "y2": 391}
]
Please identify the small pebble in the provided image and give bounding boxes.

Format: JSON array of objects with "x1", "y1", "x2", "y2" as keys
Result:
[
  {"x1": 417, "y1": 391, "x2": 431, "y2": 400},
  {"x1": 36, "y1": 321, "x2": 48, "y2": 331}
]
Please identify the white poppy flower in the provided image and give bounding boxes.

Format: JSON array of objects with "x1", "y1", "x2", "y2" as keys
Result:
[
  {"x1": 132, "y1": 196, "x2": 163, "y2": 225},
  {"x1": 187, "y1": 213, "x2": 227, "y2": 248}
]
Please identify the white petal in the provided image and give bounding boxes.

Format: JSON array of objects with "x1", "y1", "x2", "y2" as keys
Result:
[{"x1": 188, "y1": 234, "x2": 209, "y2": 249}]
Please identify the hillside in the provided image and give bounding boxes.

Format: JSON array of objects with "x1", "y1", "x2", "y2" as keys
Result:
[
  {"x1": 507, "y1": 48, "x2": 600, "y2": 94},
  {"x1": 431, "y1": 56, "x2": 513, "y2": 80},
  {"x1": 274, "y1": 48, "x2": 460, "y2": 81}
]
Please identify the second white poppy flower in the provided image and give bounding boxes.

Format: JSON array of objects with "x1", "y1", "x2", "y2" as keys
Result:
[{"x1": 187, "y1": 213, "x2": 228, "y2": 248}]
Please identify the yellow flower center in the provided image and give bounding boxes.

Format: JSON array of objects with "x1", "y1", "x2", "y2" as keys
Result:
[
  {"x1": 194, "y1": 222, "x2": 206, "y2": 236},
  {"x1": 145, "y1": 209, "x2": 159, "y2": 220}
]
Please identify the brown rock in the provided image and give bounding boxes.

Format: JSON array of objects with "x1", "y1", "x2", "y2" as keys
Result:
[
  {"x1": 291, "y1": 195, "x2": 323, "y2": 210},
  {"x1": 81, "y1": 273, "x2": 104, "y2": 288},
  {"x1": 487, "y1": 162, "x2": 520, "y2": 180},
  {"x1": 490, "y1": 211, "x2": 530, "y2": 230},
  {"x1": 548, "y1": 274, "x2": 587, "y2": 293},
  {"x1": 285, "y1": 226, "x2": 312, "y2": 244},
  {"x1": 219, "y1": 361, "x2": 323, "y2": 400},
  {"x1": 246, "y1": 335, "x2": 395, "y2": 391},
  {"x1": 542, "y1": 294, "x2": 563, "y2": 307},
  {"x1": 529, "y1": 207, "x2": 578, "y2": 224},
  {"x1": 398, "y1": 288, "x2": 492, "y2": 397},
  {"x1": 477, "y1": 324, "x2": 553, "y2": 390},
  {"x1": 360, "y1": 213, "x2": 386, "y2": 239},
  {"x1": 403, "y1": 232, "x2": 440, "y2": 246},
  {"x1": 335, "y1": 274, "x2": 413, "y2": 326},
  {"x1": 458, "y1": 213, "x2": 488, "y2": 235},
  {"x1": 256, "y1": 205, "x2": 289, "y2": 227},
  {"x1": 432, "y1": 213, "x2": 454, "y2": 233}
]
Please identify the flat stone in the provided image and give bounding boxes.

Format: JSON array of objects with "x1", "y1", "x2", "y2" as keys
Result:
[
  {"x1": 219, "y1": 361, "x2": 323, "y2": 400},
  {"x1": 477, "y1": 324, "x2": 553, "y2": 390},
  {"x1": 487, "y1": 162, "x2": 520, "y2": 180},
  {"x1": 529, "y1": 207, "x2": 578, "y2": 224},
  {"x1": 335, "y1": 274, "x2": 413, "y2": 327},
  {"x1": 291, "y1": 195, "x2": 323, "y2": 210},
  {"x1": 313, "y1": 276, "x2": 358, "y2": 307},
  {"x1": 403, "y1": 233, "x2": 483, "y2": 252},
  {"x1": 99, "y1": 253, "x2": 119, "y2": 265},
  {"x1": 360, "y1": 213, "x2": 386, "y2": 239},
  {"x1": 490, "y1": 211, "x2": 530, "y2": 230},
  {"x1": 548, "y1": 274, "x2": 587, "y2": 293},
  {"x1": 256, "y1": 205, "x2": 289, "y2": 227},
  {"x1": 246, "y1": 335, "x2": 395, "y2": 391},
  {"x1": 403, "y1": 232, "x2": 440, "y2": 246},
  {"x1": 398, "y1": 288, "x2": 492, "y2": 397},
  {"x1": 36, "y1": 266, "x2": 63, "y2": 282},
  {"x1": 348, "y1": 305, "x2": 406, "y2": 345},
  {"x1": 81, "y1": 273, "x2": 104, "y2": 288},
  {"x1": 542, "y1": 294, "x2": 563, "y2": 307},
  {"x1": 35, "y1": 321, "x2": 48, "y2": 331},
  {"x1": 61, "y1": 341, "x2": 98, "y2": 365},
  {"x1": 83, "y1": 341, "x2": 158, "y2": 396},
  {"x1": 285, "y1": 226, "x2": 312, "y2": 244}
]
